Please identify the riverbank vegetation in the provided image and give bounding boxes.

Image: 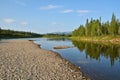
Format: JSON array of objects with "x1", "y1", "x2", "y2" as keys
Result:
[
  {"x1": 0, "y1": 28, "x2": 43, "y2": 38},
  {"x1": 43, "y1": 33, "x2": 71, "y2": 38},
  {"x1": 72, "y1": 13, "x2": 120, "y2": 42}
]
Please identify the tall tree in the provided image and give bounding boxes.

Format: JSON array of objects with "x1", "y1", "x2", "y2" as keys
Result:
[
  {"x1": 90, "y1": 19, "x2": 101, "y2": 36},
  {"x1": 0, "y1": 27, "x2": 1, "y2": 34},
  {"x1": 87, "y1": 18, "x2": 93, "y2": 36},
  {"x1": 97, "y1": 17, "x2": 102, "y2": 36},
  {"x1": 85, "y1": 19, "x2": 89, "y2": 36},
  {"x1": 78, "y1": 25, "x2": 85, "y2": 36},
  {"x1": 116, "y1": 19, "x2": 120, "y2": 35},
  {"x1": 101, "y1": 21, "x2": 109, "y2": 35},
  {"x1": 109, "y1": 13, "x2": 117, "y2": 36}
]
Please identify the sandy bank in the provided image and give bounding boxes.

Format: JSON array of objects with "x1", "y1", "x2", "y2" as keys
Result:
[{"x1": 0, "y1": 40, "x2": 89, "y2": 80}]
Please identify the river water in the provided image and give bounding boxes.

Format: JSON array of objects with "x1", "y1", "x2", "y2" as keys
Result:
[
  {"x1": 33, "y1": 38, "x2": 120, "y2": 80},
  {"x1": 3, "y1": 38, "x2": 120, "y2": 80}
]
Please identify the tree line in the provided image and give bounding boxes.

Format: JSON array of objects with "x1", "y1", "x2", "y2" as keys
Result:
[
  {"x1": 0, "y1": 28, "x2": 43, "y2": 38},
  {"x1": 72, "y1": 13, "x2": 120, "y2": 37},
  {"x1": 44, "y1": 33, "x2": 71, "y2": 37}
]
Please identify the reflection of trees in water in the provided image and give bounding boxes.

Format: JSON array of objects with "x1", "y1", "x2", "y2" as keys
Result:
[
  {"x1": 85, "y1": 43, "x2": 101, "y2": 60},
  {"x1": 47, "y1": 38, "x2": 70, "y2": 41},
  {"x1": 72, "y1": 41, "x2": 120, "y2": 66},
  {"x1": 73, "y1": 41, "x2": 85, "y2": 51}
]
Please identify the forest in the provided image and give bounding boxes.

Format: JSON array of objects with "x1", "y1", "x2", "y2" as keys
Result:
[
  {"x1": 0, "y1": 28, "x2": 71, "y2": 39},
  {"x1": 0, "y1": 28, "x2": 43, "y2": 38},
  {"x1": 72, "y1": 14, "x2": 120, "y2": 37}
]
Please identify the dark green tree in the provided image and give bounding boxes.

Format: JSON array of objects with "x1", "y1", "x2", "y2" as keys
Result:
[
  {"x1": 116, "y1": 19, "x2": 120, "y2": 35},
  {"x1": 77, "y1": 25, "x2": 85, "y2": 36},
  {"x1": 85, "y1": 19, "x2": 89, "y2": 36},
  {"x1": 0, "y1": 27, "x2": 1, "y2": 33},
  {"x1": 109, "y1": 13, "x2": 117, "y2": 36},
  {"x1": 101, "y1": 21, "x2": 109, "y2": 35}
]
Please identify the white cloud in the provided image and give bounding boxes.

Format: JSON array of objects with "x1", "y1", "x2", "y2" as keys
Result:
[
  {"x1": 60, "y1": 9, "x2": 90, "y2": 14},
  {"x1": 15, "y1": 0, "x2": 26, "y2": 6},
  {"x1": 3, "y1": 18, "x2": 28, "y2": 26},
  {"x1": 77, "y1": 10, "x2": 90, "y2": 13},
  {"x1": 77, "y1": 10, "x2": 91, "y2": 16},
  {"x1": 40, "y1": 5, "x2": 62, "y2": 10},
  {"x1": 3, "y1": 18, "x2": 16, "y2": 24},
  {"x1": 51, "y1": 22, "x2": 64, "y2": 26},
  {"x1": 61, "y1": 9, "x2": 74, "y2": 13},
  {"x1": 21, "y1": 22, "x2": 28, "y2": 25}
]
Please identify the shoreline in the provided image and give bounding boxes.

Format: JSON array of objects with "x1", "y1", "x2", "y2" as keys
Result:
[
  {"x1": 30, "y1": 40, "x2": 90, "y2": 79},
  {"x1": 0, "y1": 40, "x2": 90, "y2": 80},
  {"x1": 70, "y1": 36, "x2": 120, "y2": 45}
]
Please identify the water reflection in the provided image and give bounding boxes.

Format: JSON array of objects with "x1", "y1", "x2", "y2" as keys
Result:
[
  {"x1": 47, "y1": 38, "x2": 70, "y2": 41},
  {"x1": 72, "y1": 41, "x2": 120, "y2": 66}
]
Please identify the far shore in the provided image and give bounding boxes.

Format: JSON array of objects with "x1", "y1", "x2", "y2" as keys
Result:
[
  {"x1": 0, "y1": 40, "x2": 90, "y2": 80},
  {"x1": 70, "y1": 36, "x2": 120, "y2": 45}
]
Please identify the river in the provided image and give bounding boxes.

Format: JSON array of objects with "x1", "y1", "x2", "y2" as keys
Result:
[
  {"x1": 33, "y1": 38, "x2": 120, "y2": 80},
  {"x1": 2, "y1": 38, "x2": 120, "y2": 80}
]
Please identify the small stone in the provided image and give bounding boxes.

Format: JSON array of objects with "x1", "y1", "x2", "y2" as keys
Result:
[{"x1": 73, "y1": 75, "x2": 76, "y2": 78}]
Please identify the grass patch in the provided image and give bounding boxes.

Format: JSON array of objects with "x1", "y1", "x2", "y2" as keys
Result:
[{"x1": 70, "y1": 36, "x2": 120, "y2": 44}]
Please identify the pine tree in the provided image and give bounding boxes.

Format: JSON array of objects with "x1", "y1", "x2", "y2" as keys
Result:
[
  {"x1": 101, "y1": 21, "x2": 109, "y2": 35},
  {"x1": 109, "y1": 13, "x2": 117, "y2": 36},
  {"x1": 85, "y1": 19, "x2": 89, "y2": 36}
]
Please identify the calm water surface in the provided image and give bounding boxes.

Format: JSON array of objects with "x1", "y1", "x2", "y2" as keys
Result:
[{"x1": 33, "y1": 38, "x2": 120, "y2": 80}]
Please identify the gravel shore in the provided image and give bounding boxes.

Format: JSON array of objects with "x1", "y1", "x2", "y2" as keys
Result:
[{"x1": 0, "y1": 40, "x2": 89, "y2": 80}]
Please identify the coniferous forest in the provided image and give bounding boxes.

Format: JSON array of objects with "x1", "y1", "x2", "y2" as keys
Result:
[{"x1": 72, "y1": 14, "x2": 120, "y2": 37}]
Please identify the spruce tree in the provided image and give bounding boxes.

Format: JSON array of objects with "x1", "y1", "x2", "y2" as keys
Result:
[{"x1": 109, "y1": 13, "x2": 117, "y2": 36}]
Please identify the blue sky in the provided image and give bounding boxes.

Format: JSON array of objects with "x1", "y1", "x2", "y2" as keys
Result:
[{"x1": 0, "y1": 0, "x2": 120, "y2": 33}]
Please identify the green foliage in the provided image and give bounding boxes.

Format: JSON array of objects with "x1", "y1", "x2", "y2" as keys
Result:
[
  {"x1": 109, "y1": 13, "x2": 118, "y2": 35},
  {"x1": 72, "y1": 25, "x2": 85, "y2": 36},
  {"x1": 101, "y1": 21, "x2": 109, "y2": 35},
  {"x1": 72, "y1": 14, "x2": 120, "y2": 37},
  {"x1": 0, "y1": 28, "x2": 43, "y2": 38}
]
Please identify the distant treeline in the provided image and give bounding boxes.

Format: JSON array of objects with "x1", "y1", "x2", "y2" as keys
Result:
[
  {"x1": 72, "y1": 13, "x2": 120, "y2": 37},
  {"x1": 44, "y1": 33, "x2": 71, "y2": 37},
  {"x1": 0, "y1": 28, "x2": 43, "y2": 38}
]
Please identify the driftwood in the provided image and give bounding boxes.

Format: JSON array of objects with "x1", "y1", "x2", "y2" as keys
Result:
[{"x1": 53, "y1": 46, "x2": 74, "y2": 49}]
